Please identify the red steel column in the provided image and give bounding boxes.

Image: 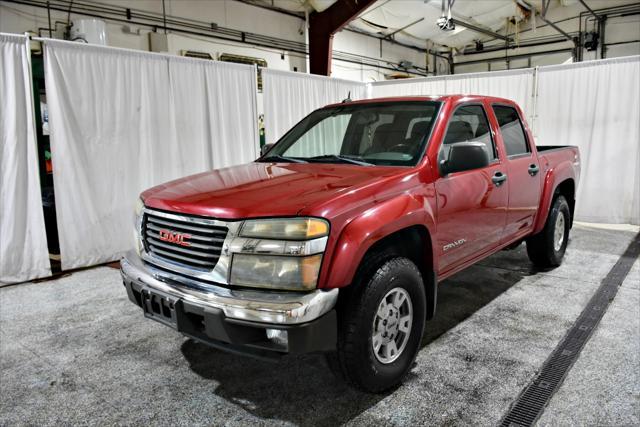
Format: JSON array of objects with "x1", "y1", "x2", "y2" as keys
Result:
[{"x1": 308, "y1": 0, "x2": 377, "y2": 76}]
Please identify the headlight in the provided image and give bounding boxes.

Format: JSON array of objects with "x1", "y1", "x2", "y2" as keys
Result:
[
  {"x1": 230, "y1": 253, "x2": 323, "y2": 291},
  {"x1": 230, "y1": 217, "x2": 329, "y2": 291},
  {"x1": 240, "y1": 218, "x2": 329, "y2": 240}
]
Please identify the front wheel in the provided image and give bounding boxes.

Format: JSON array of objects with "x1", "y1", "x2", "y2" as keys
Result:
[
  {"x1": 526, "y1": 195, "x2": 571, "y2": 268},
  {"x1": 327, "y1": 256, "x2": 426, "y2": 393}
]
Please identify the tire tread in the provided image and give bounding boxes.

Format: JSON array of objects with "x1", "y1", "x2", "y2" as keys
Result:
[
  {"x1": 328, "y1": 252, "x2": 424, "y2": 392},
  {"x1": 526, "y1": 195, "x2": 570, "y2": 268}
]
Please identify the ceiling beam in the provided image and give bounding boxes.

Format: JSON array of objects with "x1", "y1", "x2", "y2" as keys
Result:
[
  {"x1": 461, "y1": 36, "x2": 574, "y2": 56},
  {"x1": 577, "y1": 0, "x2": 602, "y2": 21},
  {"x1": 451, "y1": 18, "x2": 511, "y2": 41},
  {"x1": 234, "y1": 0, "x2": 304, "y2": 19},
  {"x1": 455, "y1": 47, "x2": 573, "y2": 66},
  {"x1": 521, "y1": 0, "x2": 575, "y2": 43},
  {"x1": 309, "y1": 0, "x2": 377, "y2": 76},
  {"x1": 536, "y1": 12, "x2": 574, "y2": 42},
  {"x1": 384, "y1": 17, "x2": 425, "y2": 39}
]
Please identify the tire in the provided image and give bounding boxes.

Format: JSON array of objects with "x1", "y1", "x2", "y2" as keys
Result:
[
  {"x1": 326, "y1": 254, "x2": 426, "y2": 393},
  {"x1": 526, "y1": 195, "x2": 571, "y2": 268}
]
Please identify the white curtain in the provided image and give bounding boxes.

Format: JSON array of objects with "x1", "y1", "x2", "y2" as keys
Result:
[
  {"x1": 536, "y1": 56, "x2": 640, "y2": 225},
  {"x1": 43, "y1": 40, "x2": 259, "y2": 270},
  {"x1": 262, "y1": 68, "x2": 368, "y2": 143},
  {"x1": 371, "y1": 78, "x2": 447, "y2": 98},
  {"x1": 0, "y1": 34, "x2": 51, "y2": 283},
  {"x1": 370, "y1": 69, "x2": 535, "y2": 124}
]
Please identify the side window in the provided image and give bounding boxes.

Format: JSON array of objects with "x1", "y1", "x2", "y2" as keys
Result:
[
  {"x1": 439, "y1": 105, "x2": 496, "y2": 164},
  {"x1": 492, "y1": 105, "x2": 530, "y2": 156}
]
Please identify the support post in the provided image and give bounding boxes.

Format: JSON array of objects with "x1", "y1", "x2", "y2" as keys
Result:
[
  {"x1": 308, "y1": 0, "x2": 377, "y2": 75},
  {"x1": 448, "y1": 51, "x2": 454, "y2": 75}
]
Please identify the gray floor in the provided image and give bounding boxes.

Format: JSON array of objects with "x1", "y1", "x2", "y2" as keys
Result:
[{"x1": 1, "y1": 225, "x2": 638, "y2": 426}]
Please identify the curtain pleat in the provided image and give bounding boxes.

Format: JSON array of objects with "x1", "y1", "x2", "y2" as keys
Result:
[
  {"x1": 536, "y1": 57, "x2": 640, "y2": 225},
  {"x1": 0, "y1": 33, "x2": 51, "y2": 284}
]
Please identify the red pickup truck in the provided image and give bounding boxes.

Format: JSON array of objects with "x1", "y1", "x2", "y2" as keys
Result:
[{"x1": 121, "y1": 95, "x2": 580, "y2": 392}]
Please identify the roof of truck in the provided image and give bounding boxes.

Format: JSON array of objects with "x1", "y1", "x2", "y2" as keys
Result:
[{"x1": 325, "y1": 95, "x2": 516, "y2": 108}]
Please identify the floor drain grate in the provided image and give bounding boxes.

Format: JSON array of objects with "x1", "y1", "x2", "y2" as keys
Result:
[{"x1": 500, "y1": 233, "x2": 640, "y2": 427}]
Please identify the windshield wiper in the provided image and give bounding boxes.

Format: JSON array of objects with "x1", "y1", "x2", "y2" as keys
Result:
[
  {"x1": 260, "y1": 155, "x2": 307, "y2": 163},
  {"x1": 307, "y1": 154, "x2": 373, "y2": 166}
]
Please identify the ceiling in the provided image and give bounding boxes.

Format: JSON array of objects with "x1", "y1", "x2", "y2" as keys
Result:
[
  {"x1": 350, "y1": 0, "x2": 528, "y2": 49},
  {"x1": 260, "y1": 0, "x2": 579, "y2": 50}
]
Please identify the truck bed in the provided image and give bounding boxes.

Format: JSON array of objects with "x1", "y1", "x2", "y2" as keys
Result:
[
  {"x1": 536, "y1": 145, "x2": 581, "y2": 185},
  {"x1": 536, "y1": 145, "x2": 579, "y2": 153}
]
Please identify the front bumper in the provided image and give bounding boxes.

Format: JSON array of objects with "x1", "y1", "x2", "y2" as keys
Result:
[{"x1": 121, "y1": 252, "x2": 338, "y2": 359}]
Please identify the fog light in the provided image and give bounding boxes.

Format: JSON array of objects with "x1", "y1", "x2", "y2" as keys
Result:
[{"x1": 266, "y1": 328, "x2": 288, "y2": 347}]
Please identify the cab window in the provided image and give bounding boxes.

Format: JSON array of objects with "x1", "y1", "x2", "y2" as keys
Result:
[
  {"x1": 270, "y1": 101, "x2": 441, "y2": 166},
  {"x1": 439, "y1": 105, "x2": 496, "y2": 165},
  {"x1": 492, "y1": 105, "x2": 530, "y2": 157}
]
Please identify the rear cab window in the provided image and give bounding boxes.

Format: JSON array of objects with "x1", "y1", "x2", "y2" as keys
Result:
[{"x1": 492, "y1": 105, "x2": 530, "y2": 157}]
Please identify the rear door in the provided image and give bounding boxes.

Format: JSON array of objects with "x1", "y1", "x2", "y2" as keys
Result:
[
  {"x1": 435, "y1": 103, "x2": 509, "y2": 274},
  {"x1": 490, "y1": 104, "x2": 541, "y2": 243}
]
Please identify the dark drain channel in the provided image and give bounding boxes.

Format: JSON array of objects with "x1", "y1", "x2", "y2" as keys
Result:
[{"x1": 500, "y1": 232, "x2": 640, "y2": 427}]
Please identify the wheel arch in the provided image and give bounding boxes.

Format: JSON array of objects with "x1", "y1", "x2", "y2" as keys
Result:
[
  {"x1": 533, "y1": 164, "x2": 577, "y2": 234},
  {"x1": 356, "y1": 225, "x2": 437, "y2": 320},
  {"x1": 555, "y1": 178, "x2": 575, "y2": 228},
  {"x1": 320, "y1": 193, "x2": 437, "y2": 318},
  {"x1": 328, "y1": 222, "x2": 437, "y2": 321}
]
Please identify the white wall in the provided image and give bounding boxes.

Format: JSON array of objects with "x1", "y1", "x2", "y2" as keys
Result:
[
  {"x1": 0, "y1": 0, "x2": 430, "y2": 82},
  {"x1": 165, "y1": 33, "x2": 305, "y2": 73},
  {"x1": 0, "y1": 0, "x2": 306, "y2": 74},
  {"x1": 453, "y1": 0, "x2": 640, "y2": 74},
  {"x1": 331, "y1": 29, "x2": 428, "y2": 81},
  {"x1": 583, "y1": 13, "x2": 640, "y2": 60},
  {"x1": 3, "y1": 0, "x2": 637, "y2": 81},
  {"x1": 0, "y1": 0, "x2": 306, "y2": 48}
]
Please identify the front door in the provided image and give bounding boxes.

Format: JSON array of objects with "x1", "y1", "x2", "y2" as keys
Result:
[{"x1": 435, "y1": 104, "x2": 509, "y2": 274}]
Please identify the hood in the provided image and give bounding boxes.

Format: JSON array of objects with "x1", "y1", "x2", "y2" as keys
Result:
[{"x1": 142, "y1": 161, "x2": 412, "y2": 219}]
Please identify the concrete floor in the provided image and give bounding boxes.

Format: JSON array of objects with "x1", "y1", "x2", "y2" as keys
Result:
[{"x1": 0, "y1": 225, "x2": 638, "y2": 426}]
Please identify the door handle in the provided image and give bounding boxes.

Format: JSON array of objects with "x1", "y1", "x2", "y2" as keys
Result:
[
  {"x1": 528, "y1": 164, "x2": 540, "y2": 176},
  {"x1": 492, "y1": 171, "x2": 507, "y2": 186}
]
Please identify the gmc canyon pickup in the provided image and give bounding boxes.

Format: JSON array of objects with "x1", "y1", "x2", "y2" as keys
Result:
[{"x1": 121, "y1": 95, "x2": 580, "y2": 392}]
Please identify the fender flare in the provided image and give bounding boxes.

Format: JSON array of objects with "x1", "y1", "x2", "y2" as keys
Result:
[
  {"x1": 532, "y1": 161, "x2": 576, "y2": 235},
  {"x1": 320, "y1": 193, "x2": 438, "y2": 320}
]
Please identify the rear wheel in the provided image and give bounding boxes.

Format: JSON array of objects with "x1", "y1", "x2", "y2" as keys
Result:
[
  {"x1": 327, "y1": 255, "x2": 426, "y2": 393},
  {"x1": 526, "y1": 195, "x2": 571, "y2": 268}
]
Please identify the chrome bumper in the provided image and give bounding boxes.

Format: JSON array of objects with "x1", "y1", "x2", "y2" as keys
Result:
[{"x1": 120, "y1": 251, "x2": 338, "y2": 325}]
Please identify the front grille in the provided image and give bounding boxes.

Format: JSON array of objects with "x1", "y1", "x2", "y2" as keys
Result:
[{"x1": 142, "y1": 210, "x2": 228, "y2": 271}]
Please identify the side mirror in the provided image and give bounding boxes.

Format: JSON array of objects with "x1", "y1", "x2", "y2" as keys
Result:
[
  {"x1": 440, "y1": 141, "x2": 489, "y2": 175},
  {"x1": 260, "y1": 143, "x2": 274, "y2": 156}
]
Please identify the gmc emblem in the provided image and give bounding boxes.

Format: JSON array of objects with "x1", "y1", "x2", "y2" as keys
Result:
[{"x1": 158, "y1": 229, "x2": 192, "y2": 247}]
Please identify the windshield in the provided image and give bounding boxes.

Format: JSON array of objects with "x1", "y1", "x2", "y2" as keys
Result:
[{"x1": 261, "y1": 101, "x2": 441, "y2": 167}]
